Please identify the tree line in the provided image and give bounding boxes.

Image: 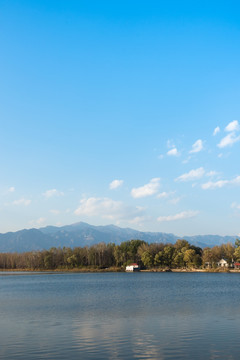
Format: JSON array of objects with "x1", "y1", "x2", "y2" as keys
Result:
[{"x1": 0, "y1": 239, "x2": 240, "y2": 270}]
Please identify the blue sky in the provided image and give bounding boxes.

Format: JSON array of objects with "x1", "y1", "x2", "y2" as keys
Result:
[{"x1": 1, "y1": 0, "x2": 240, "y2": 236}]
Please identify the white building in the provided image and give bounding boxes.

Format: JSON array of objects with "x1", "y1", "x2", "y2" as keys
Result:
[
  {"x1": 217, "y1": 259, "x2": 228, "y2": 267},
  {"x1": 126, "y1": 263, "x2": 140, "y2": 272}
]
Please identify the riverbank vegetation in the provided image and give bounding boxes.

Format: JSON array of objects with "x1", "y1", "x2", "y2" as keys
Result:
[{"x1": 0, "y1": 239, "x2": 240, "y2": 271}]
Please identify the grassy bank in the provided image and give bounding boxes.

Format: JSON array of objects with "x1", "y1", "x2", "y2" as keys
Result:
[{"x1": 0, "y1": 266, "x2": 124, "y2": 273}]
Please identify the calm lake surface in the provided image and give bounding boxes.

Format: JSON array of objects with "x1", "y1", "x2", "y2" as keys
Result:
[{"x1": 1, "y1": 272, "x2": 240, "y2": 359}]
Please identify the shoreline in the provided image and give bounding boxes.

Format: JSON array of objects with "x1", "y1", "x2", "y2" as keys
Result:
[{"x1": 1, "y1": 267, "x2": 240, "y2": 273}]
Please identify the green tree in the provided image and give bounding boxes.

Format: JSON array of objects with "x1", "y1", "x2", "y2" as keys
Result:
[
  {"x1": 173, "y1": 252, "x2": 185, "y2": 268},
  {"x1": 66, "y1": 254, "x2": 78, "y2": 268},
  {"x1": 141, "y1": 251, "x2": 153, "y2": 268},
  {"x1": 235, "y1": 239, "x2": 240, "y2": 248},
  {"x1": 163, "y1": 245, "x2": 175, "y2": 268},
  {"x1": 154, "y1": 251, "x2": 164, "y2": 267},
  {"x1": 43, "y1": 251, "x2": 53, "y2": 269},
  {"x1": 174, "y1": 239, "x2": 190, "y2": 251},
  {"x1": 234, "y1": 246, "x2": 240, "y2": 261},
  {"x1": 220, "y1": 243, "x2": 234, "y2": 265},
  {"x1": 183, "y1": 249, "x2": 197, "y2": 268}
]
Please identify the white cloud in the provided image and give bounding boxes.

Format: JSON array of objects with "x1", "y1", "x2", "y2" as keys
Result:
[
  {"x1": 217, "y1": 133, "x2": 240, "y2": 148},
  {"x1": 43, "y1": 189, "x2": 64, "y2": 198},
  {"x1": 231, "y1": 202, "x2": 240, "y2": 210},
  {"x1": 12, "y1": 198, "x2": 31, "y2": 206},
  {"x1": 29, "y1": 217, "x2": 46, "y2": 227},
  {"x1": 75, "y1": 197, "x2": 122, "y2": 218},
  {"x1": 8, "y1": 186, "x2": 15, "y2": 193},
  {"x1": 128, "y1": 216, "x2": 146, "y2": 225},
  {"x1": 218, "y1": 120, "x2": 240, "y2": 148},
  {"x1": 131, "y1": 178, "x2": 160, "y2": 198},
  {"x1": 167, "y1": 148, "x2": 179, "y2": 156},
  {"x1": 189, "y1": 139, "x2": 203, "y2": 154},
  {"x1": 202, "y1": 175, "x2": 240, "y2": 190},
  {"x1": 232, "y1": 176, "x2": 240, "y2": 185},
  {"x1": 175, "y1": 167, "x2": 205, "y2": 182},
  {"x1": 109, "y1": 179, "x2": 123, "y2": 190},
  {"x1": 213, "y1": 126, "x2": 220, "y2": 136},
  {"x1": 225, "y1": 120, "x2": 239, "y2": 132},
  {"x1": 201, "y1": 180, "x2": 228, "y2": 190},
  {"x1": 206, "y1": 171, "x2": 218, "y2": 177},
  {"x1": 157, "y1": 210, "x2": 199, "y2": 222},
  {"x1": 182, "y1": 156, "x2": 191, "y2": 164},
  {"x1": 157, "y1": 191, "x2": 174, "y2": 199},
  {"x1": 74, "y1": 197, "x2": 145, "y2": 221},
  {"x1": 169, "y1": 197, "x2": 182, "y2": 205}
]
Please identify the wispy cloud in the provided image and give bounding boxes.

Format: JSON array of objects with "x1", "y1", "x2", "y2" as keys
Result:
[
  {"x1": 182, "y1": 156, "x2": 191, "y2": 164},
  {"x1": 131, "y1": 178, "x2": 160, "y2": 198},
  {"x1": 166, "y1": 140, "x2": 180, "y2": 156},
  {"x1": 12, "y1": 198, "x2": 31, "y2": 206},
  {"x1": 128, "y1": 216, "x2": 147, "y2": 226},
  {"x1": 167, "y1": 140, "x2": 175, "y2": 149},
  {"x1": 218, "y1": 120, "x2": 240, "y2": 148},
  {"x1": 225, "y1": 120, "x2": 239, "y2": 132},
  {"x1": 206, "y1": 171, "x2": 219, "y2": 177},
  {"x1": 231, "y1": 202, "x2": 240, "y2": 210},
  {"x1": 29, "y1": 217, "x2": 46, "y2": 227},
  {"x1": 157, "y1": 210, "x2": 199, "y2": 222},
  {"x1": 167, "y1": 148, "x2": 179, "y2": 156},
  {"x1": 74, "y1": 197, "x2": 145, "y2": 222},
  {"x1": 202, "y1": 180, "x2": 228, "y2": 190},
  {"x1": 175, "y1": 167, "x2": 205, "y2": 182},
  {"x1": 213, "y1": 126, "x2": 220, "y2": 136},
  {"x1": 43, "y1": 189, "x2": 64, "y2": 198},
  {"x1": 157, "y1": 191, "x2": 180, "y2": 204},
  {"x1": 8, "y1": 186, "x2": 15, "y2": 193},
  {"x1": 217, "y1": 133, "x2": 240, "y2": 148},
  {"x1": 189, "y1": 139, "x2": 203, "y2": 153},
  {"x1": 109, "y1": 179, "x2": 123, "y2": 190},
  {"x1": 202, "y1": 175, "x2": 240, "y2": 190},
  {"x1": 157, "y1": 191, "x2": 175, "y2": 199},
  {"x1": 169, "y1": 196, "x2": 182, "y2": 205},
  {"x1": 75, "y1": 197, "x2": 122, "y2": 218}
]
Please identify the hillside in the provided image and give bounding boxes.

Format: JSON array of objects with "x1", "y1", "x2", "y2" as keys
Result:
[{"x1": 0, "y1": 222, "x2": 237, "y2": 253}]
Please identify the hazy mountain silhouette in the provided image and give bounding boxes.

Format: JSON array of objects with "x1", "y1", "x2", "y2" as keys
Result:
[{"x1": 0, "y1": 222, "x2": 237, "y2": 252}]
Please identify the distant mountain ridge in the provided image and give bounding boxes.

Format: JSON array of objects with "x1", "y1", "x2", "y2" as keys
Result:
[{"x1": 0, "y1": 221, "x2": 237, "y2": 253}]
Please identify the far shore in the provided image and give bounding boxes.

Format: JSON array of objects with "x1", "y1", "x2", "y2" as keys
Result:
[
  {"x1": 140, "y1": 268, "x2": 240, "y2": 273},
  {"x1": 1, "y1": 267, "x2": 240, "y2": 273}
]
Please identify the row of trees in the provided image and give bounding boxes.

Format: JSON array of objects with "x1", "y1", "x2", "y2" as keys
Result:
[{"x1": 0, "y1": 239, "x2": 240, "y2": 270}]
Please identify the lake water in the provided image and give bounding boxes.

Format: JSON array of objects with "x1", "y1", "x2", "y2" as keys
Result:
[{"x1": 1, "y1": 272, "x2": 240, "y2": 359}]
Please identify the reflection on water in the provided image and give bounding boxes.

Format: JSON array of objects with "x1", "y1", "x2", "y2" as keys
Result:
[{"x1": 1, "y1": 272, "x2": 240, "y2": 359}]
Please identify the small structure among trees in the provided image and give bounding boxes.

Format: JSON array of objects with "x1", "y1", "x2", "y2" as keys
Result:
[
  {"x1": 126, "y1": 263, "x2": 140, "y2": 272},
  {"x1": 217, "y1": 259, "x2": 229, "y2": 268}
]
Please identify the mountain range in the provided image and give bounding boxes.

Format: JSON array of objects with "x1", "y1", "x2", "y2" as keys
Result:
[{"x1": 0, "y1": 222, "x2": 237, "y2": 253}]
